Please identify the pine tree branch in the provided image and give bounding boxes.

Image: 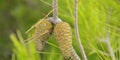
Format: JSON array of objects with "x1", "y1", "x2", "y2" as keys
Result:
[
  {"x1": 74, "y1": 0, "x2": 87, "y2": 60},
  {"x1": 52, "y1": 0, "x2": 58, "y2": 21},
  {"x1": 51, "y1": 0, "x2": 62, "y2": 24}
]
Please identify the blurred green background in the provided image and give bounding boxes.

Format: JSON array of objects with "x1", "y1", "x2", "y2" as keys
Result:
[
  {"x1": 0, "y1": 0, "x2": 52, "y2": 60},
  {"x1": 0, "y1": 0, "x2": 120, "y2": 60}
]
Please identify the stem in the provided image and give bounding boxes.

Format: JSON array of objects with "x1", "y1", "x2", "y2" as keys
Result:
[
  {"x1": 52, "y1": 0, "x2": 58, "y2": 20},
  {"x1": 71, "y1": 47, "x2": 81, "y2": 60},
  {"x1": 106, "y1": 8, "x2": 116, "y2": 60},
  {"x1": 74, "y1": 0, "x2": 87, "y2": 60}
]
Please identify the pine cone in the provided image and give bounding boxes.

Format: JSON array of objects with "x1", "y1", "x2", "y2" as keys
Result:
[
  {"x1": 33, "y1": 19, "x2": 53, "y2": 51},
  {"x1": 54, "y1": 22, "x2": 73, "y2": 59}
]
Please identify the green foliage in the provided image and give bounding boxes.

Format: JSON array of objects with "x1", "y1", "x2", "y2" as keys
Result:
[{"x1": 10, "y1": 30, "x2": 40, "y2": 60}]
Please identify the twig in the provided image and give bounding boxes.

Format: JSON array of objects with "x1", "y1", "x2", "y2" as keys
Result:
[
  {"x1": 74, "y1": 0, "x2": 87, "y2": 60},
  {"x1": 105, "y1": 8, "x2": 116, "y2": 60},
  {"x1": 52, "y1": 0, "x2": 58, "y2": 21},
  {"x1": 71, "y1": 47, "x2": 81, "y2": 60}
]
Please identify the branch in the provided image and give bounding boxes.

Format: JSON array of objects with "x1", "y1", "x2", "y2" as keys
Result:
[
  {"x1": 52, "y1": 0, "x2": 58, "y2": 20},
  {"x1": 74, "y1": 0, "x2": 87, "y2": 60}
]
